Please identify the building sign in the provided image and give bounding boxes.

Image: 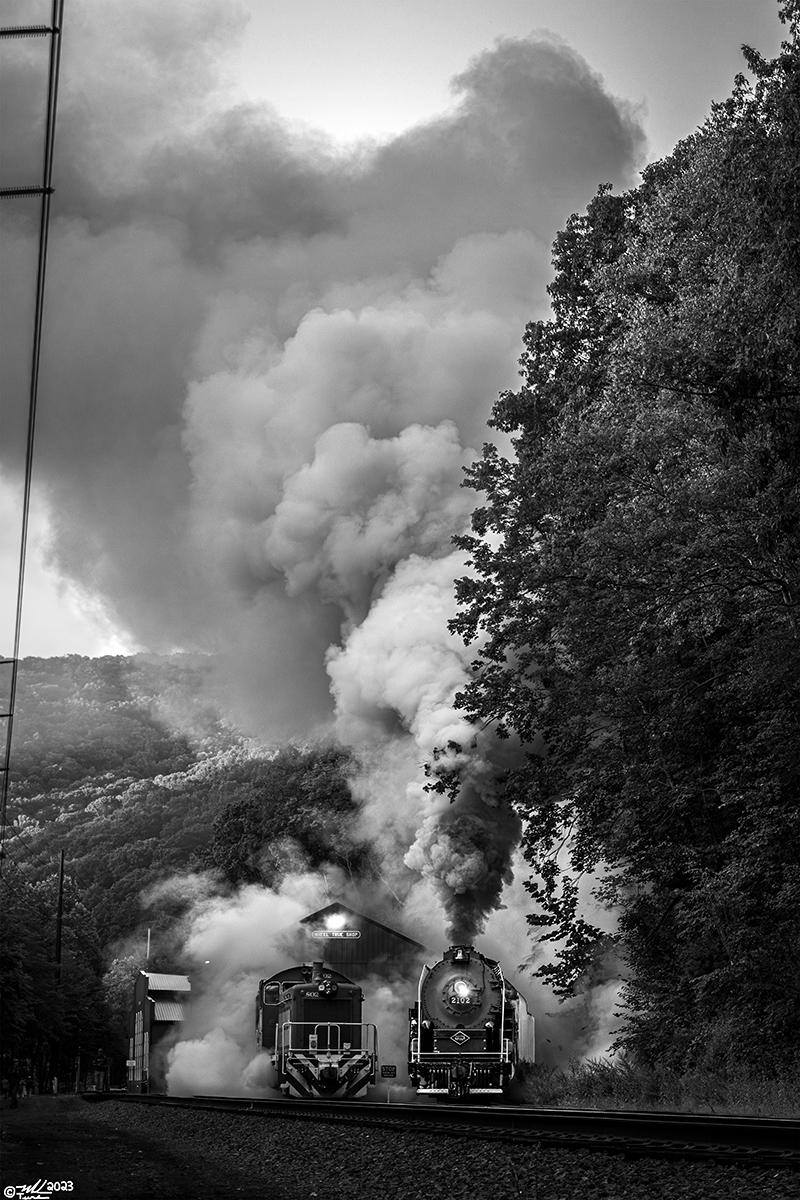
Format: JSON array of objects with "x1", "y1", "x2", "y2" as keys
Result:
[{"x1": 310, "y1": 929, "x2": 361, "y2": 939}]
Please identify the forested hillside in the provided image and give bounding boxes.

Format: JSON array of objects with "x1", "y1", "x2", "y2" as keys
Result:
[
  {"x1": 6, "y1": 655, "x2": 235, "y2": 939},
  {"x1": 1, "y1": 655, "x2": 364, "y2": 1084},
  {"x1": 448, "y1": 7, "x2": 800, "y2": 1074}
]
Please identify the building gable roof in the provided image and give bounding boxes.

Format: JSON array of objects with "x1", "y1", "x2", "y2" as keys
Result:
[{"x1": 300, "y1": 902, "x2": 426, "y2": 951}]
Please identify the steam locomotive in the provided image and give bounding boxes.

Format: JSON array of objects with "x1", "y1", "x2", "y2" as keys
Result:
[
  {"x1": 255, "y1": 961, "x2": 377, "y2": 1099},
  {"x1": 408, "y1": 945, "x2": 534, "y2": 1099}
]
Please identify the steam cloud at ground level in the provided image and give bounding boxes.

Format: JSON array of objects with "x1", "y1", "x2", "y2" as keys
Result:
[{"x1": 150, "y1": 866, "x2": 622, "y2": 1097}]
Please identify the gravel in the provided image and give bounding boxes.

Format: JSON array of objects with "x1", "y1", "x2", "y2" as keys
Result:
[{"x1": 78, "y1": 1099, "x2": 799, "y2": 1199}]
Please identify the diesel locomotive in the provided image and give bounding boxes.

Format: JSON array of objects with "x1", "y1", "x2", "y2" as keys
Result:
[
  {"x1": 408, "y1": 945, "x2": 534, "y2": 1099},
  {"x1": 256, "y1": 961, "x2": 377, "y2": 1099}
]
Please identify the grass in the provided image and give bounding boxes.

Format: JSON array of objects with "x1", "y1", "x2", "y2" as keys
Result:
[{"x1": 515, "y1": 1057, "x2": 800, "y2": 1118}]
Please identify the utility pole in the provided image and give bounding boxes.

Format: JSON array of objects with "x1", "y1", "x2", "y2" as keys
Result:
[
  {"x1": 51, "y1": 847, "x2": 65, "y2": 1095},
  {"x1": 55, "y1": 848, "x2": 65, "y2": 986}
]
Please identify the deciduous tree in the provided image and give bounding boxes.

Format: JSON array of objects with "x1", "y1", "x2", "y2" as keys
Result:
[{"x1": 450, "y1": 3, "x2": 800, "y2": 1071}]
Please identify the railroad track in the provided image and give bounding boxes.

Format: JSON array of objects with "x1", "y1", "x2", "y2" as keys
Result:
[{"x1": 87, "y1": 1092, "x2": 799, "y2": 1168}]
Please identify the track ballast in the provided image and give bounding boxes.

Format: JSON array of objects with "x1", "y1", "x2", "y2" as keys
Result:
[{"x1": 88, "y1": 1092, "x2": 800, "y2": 1169}]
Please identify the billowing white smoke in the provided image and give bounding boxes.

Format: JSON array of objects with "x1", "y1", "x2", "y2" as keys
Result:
[
  {"x1": 147, "y1": 876, "x2": 319, "y2": 1096},
  {"x1": 2, "y1": 1, "x2": 645, "y2": 945},
  {"x1": 153, "y1": 871, "x2": 436, "y2": 1097}
]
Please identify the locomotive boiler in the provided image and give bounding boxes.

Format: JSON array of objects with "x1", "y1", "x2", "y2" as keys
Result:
[
  {"x1": 256, "y1": 961, "x2": 377, "y2": 1100},
  {"x1": 408, "y1": 945, "x2": 534, "y2": 1099}
]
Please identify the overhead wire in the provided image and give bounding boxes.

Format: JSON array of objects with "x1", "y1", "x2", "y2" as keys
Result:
[
  {"x1": 0, "y1": 6, "x2": 125, "y2": 986},
  {"x1": 0, "y1": 0, "x2": 65, "y2": 875},
  {"x1": 3, "y1": 821, "x2": 98, "y2": 911},
  {"x1": 2, "y1": 821, "x2": 60, "y2": 874},
  {"x1": 2, "y1": 844, "x2": 48, "y2": 889},
  {"x1": 2, "y1": 849, "x2": 106, "y2": 963},
  {"x1": 1, "y1": 856, "x2": 58, "y2": 920},
  {"x1": 0, "y1": 7, "x2": 160, "y2": 973}
]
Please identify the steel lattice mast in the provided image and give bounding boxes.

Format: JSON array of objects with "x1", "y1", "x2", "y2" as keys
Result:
[{"x1": 0, "y1": 1, "x2": 65, "y2": 870}]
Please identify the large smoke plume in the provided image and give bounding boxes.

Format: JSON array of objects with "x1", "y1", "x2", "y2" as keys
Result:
[{"x1": 2, "y1": 1, "x2": 645, "y2": 945}]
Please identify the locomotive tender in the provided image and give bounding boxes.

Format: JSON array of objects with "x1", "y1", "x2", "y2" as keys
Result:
[
  {"x1": 408, "y1": 945, "x2": 534, "y2": 1099},
  {"x1": 256, "y1": 961, "x2": 377, "y2": 1099}
]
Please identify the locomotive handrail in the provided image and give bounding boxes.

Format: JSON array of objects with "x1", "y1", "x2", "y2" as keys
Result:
[
  {"x1": 314, "y1": 1023, "x2": 340, "y2": 1051},
  {"x1": 496, "y1": 958, "x2": 507, "y2": 1064},
  {"x1": 279, "y1": 1021, "x2": 377, "y2": 1053}
]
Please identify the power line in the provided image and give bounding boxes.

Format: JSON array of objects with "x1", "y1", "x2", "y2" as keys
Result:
[
  {"x1": 1, "y1": 856, "x2": 57, "y2": 920},
  {"x1": 3, "y1": 849, "x2": 75, "y2": 906},
  {"x1": 2, "y1": 845, "x2": 49, "y2": 889},
  {"x1": 2, "y1": 853, "x2": 105, "y2": 960},
  {"x1": 0, "y1": 843, "x2": 77, "y2": 904},
  {"x1": 2, "y1": 821, "x2": 60, "y2": 875},
  {"x1": 2, "y1": 819, "x2": 96, "y2": 897},
  {"x1": 2, "y1": 825, "x2": 98, "y2": 913},
  {"x1": 0, "y1": 1, "x2": 65, "y2": 873}
]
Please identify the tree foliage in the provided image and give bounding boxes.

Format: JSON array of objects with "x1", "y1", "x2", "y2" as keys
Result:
[
  {"x1": 450, "y1": 7, "x2": 800, "y2": 1071},
  {"x1": 200, "y1": 744, "x2": 372, "y2": 888},
  {"x1": 6, "y1": 655, "x2": 267, "y2": 945},
  {"x1": 4, "y1": 659, "x2": 374, "y2": 1078},
  {"x1": 0, "y1": 871, "x2": 110, "y2": 1088}
]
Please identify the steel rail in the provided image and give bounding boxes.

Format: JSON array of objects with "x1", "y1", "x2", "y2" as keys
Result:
[{"x1": 88, "y1": 1093, "x2": 800, "y2": 1168}]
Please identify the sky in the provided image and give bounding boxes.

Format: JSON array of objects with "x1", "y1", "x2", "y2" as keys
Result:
[
  {"x1": 230, "y1": 1, "x2": 784, "y2": 161},
  {"x1": 0, "y1": 0, "x2": 786, "y2": 661}
]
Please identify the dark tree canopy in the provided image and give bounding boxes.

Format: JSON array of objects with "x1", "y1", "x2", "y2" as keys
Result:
[
  {"x1": 1, "y1": 872, "x2": 110, "y2": 1089},
  {"x1": 200, "y1": 744, "x2": 372, "y2": 889},
  {"x1": 450, "y1": 6, "x2": 800, "y2": 1071}
]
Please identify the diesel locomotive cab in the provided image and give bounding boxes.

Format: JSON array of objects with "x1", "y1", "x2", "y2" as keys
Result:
[
  {"x1": 256, "y1": 962, "x2": 377, "y2": 1100},
  {"x1": 408, "y1": 945, "x2": 534, "y2": 1100}
]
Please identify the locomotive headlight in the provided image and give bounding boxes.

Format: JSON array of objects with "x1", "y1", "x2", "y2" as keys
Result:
[{"x1": 445, "y1": 977, "x2": 478, "y2": 1009}]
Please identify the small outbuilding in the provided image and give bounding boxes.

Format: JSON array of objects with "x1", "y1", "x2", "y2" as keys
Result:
[{"x1": 127, "y1": 971, "x2": 191, "y2": 1093}]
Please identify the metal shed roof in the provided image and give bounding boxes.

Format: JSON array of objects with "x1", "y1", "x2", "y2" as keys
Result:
[
  {"x1": 152, "y1": 1001, "x2": 187, "y2": 1022},
  {"x1": 145, "y1": 973, "x2": 191, "y2": 992}
]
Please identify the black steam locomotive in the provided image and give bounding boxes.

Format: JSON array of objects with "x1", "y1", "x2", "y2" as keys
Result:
[
  {"x1": 408, "y1": 945, "x2": 534, "y2": 1099},
  {"x1": 256, "y1": 961, "x2": 377, "y2": 1099}
]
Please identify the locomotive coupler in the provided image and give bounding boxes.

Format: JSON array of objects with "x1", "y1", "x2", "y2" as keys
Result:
[{"x1": 448, "y1": 1060, "x2": 472, "y2": 1098}]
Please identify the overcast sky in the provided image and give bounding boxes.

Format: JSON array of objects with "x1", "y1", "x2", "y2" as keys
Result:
[
  {"x1": 0, "y1": 0, "x2": 787, "y2": 661},
  {"x1": 230, "y1": 0, "x2": 783, "y2": 161}
]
